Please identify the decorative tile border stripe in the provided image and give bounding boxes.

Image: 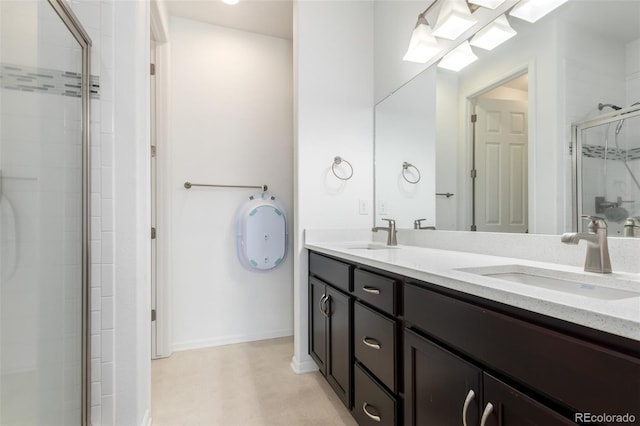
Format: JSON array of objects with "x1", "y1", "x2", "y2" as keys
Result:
[
  {"x1": 582, "y1": 144, "x2": 640, "y2": 161},
  {"x1": 1, "y1": 63, "x2": 99, "y2": 99},
  {"x1": 628, "y1": 147, "x2": 640, "y2": 161}
]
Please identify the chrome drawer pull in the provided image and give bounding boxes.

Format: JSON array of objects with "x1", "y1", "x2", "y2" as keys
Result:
[
  {"x1": 480, "y1": 402, "x2": 494, "y2": 426},
  {"x1": 462, "y1": 389, "x2": 475, "y2": 426},
  {"x1": 362, "y1": 402, "x2": 381, "y2": 422},
  {"x1": 362, "y1": 286, "x2": 380, "y2": 295},
  {"x1": 362, "y1": 337, "x2": 381, "y2": 350}
]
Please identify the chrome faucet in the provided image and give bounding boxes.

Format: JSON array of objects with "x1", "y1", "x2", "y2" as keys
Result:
[
  {"x1": 623, "y1": 217, "x2": 640, "y2": 237},
  {"x1": 372, "y1": 218, "x2": 397, "y2": 246},
  {"x1": 561, "y1": 215, "x2": 612, "y2": 273},
  {"x1": 414, "y1": 218, "x2": 436, "y2": 230}
]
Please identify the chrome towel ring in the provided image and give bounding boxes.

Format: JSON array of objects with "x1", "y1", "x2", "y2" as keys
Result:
[
  {"x1": 332, "y1": 156, "x2": 353, "y2": 181},
  {"x1": 402, "y1": 162, "x2": 421, "y2": 184}
]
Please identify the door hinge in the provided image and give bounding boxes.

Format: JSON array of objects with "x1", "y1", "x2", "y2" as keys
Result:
[
  {"x1": 151, "y1": 145, "x2": 157, "y2": 157},
  {"x1": 151, "y1": 309, "x2": 156, "y2": 321},
  {"x1": 151, "y1": 227, "x2": 157, "y2": 239},
  {"x1": 471, "y1": 114, "x2": 477, "y2": 123},
  {"x1": 470, "y1": 169, "x2": 477, "y2": 179},
  {"x1": 150, "y1": 63, "x2": 156, "y2": 76}
]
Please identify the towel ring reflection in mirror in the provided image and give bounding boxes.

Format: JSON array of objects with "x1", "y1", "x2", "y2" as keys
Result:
[
  {"x1": 332, "y1": 156, "x2": 353, "y2": 181},
  {"x1": 402, "y1": 162, "x2": 421, "y2": 184}
]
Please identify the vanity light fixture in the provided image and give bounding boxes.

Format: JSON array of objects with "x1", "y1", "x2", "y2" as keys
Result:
[
  {"x1": 470, "y1": 14, "x2": 516, "y2": 50},
  {"x1": 432, "y1": 0, "x2": 477, "y2": 40},
  {"x1": 468, "y1": 0, "x2": 508, "y2": 9},
  {"x1": 403, "y1": 13, "x2": 443, "y2": 63},
  {"x1": 437, "y1": 40, "x2": 478, "y2": 72},
  {"x1": 509, "y1": 0, "x2": 568, "y2": 23}
]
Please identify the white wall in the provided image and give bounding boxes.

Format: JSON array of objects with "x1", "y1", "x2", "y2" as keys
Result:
[
  {"x1": 292, "y1": 0, "x2": 374, "y2": 373},
  {"x1": 168, "y1": 16, "x2": 294, "y2": 350},
  {"x1": 112, "y1": 1, "x2": 151, "y2": 425}
]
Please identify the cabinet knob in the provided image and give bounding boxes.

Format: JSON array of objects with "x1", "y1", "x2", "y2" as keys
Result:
[
  {"x1": 480, "y1": 402, "x2": 494, "y2": 426},
  {"x1": 362, "y1": 402, "x2": 381, "y2": 422},
  {"x1": 462, "y1": 389, "x2": 476, "y2": 426}
]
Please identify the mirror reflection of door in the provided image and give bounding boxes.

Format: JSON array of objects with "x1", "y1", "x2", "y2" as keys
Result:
[{"x1": 473, "y1": 74, "x2": 529, "y2": 233}]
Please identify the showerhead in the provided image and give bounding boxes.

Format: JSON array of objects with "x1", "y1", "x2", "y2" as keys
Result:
[{"x1": 598, "y1": 103, "x2": 622, "y2": 111}]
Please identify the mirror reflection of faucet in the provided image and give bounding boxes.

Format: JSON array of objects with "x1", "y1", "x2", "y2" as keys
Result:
[
  {"x1": 414, "y1": 219, "x2": 436, "y2": 230},
  {"x1": 624, "y1": 217, "x2": 640, "y2": 237},
  {"x1": 561, "y1": 215, "x2": 612, "y2": 273}
]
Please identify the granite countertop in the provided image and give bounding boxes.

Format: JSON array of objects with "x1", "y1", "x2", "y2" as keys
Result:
[{"x1": 304, "y1": 240, "x2": 640, "y2": 341}]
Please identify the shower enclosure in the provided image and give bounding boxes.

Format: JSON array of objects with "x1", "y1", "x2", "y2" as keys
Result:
[
  {"x1": 0, "y1": 0, "x2": 91, "y2": 424},
  {"x1": 573, "y1": 104, "x2": 640, "y2": 237}
]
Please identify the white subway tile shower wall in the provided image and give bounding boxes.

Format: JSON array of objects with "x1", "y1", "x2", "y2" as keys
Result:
[{"x1": 66, "y1": 1, "x2": 114, "y2": 425}]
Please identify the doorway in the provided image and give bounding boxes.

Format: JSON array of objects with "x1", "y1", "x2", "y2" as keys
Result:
[
  {"x1": 471, "y1": 73, "x2": 529, "y2": 233},
  {"x1": 150, "y1": 6, "x2": 171, "y2": 360}
]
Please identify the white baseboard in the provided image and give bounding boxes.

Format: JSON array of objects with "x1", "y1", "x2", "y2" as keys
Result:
[
  {"x1": 171, "y1": 329, "x2": 294, "y2": 352},
  {"x1": 290, "y1": 355, "x2": 319, "y2": 374}
]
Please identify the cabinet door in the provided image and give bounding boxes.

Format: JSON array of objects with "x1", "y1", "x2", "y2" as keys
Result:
[
  {"x1": 405, "y1": 329, "x2": 482, "y2": 426},
  {"x1": 309, "y1": 277, "x2": 327, "y2": 375},
  {"x1": 481, "y1": 373, "x2": 575, "y2": 426},
  {"x1": 326, "y1": 286, "x2": 353, "y2": 409}
]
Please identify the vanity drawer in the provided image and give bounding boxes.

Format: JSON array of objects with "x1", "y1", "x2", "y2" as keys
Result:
[
  {"x1": 354, "y1": 269, "x2": 397, "y2": 315},
  {"x1": 354, "y1": 301, "x2": 397, "y2": 392},
  {"x1": 353, "y1": 363, "x2": 397, "y2": 426},
  {"x1": 404, "y1": 282, "x2": 640, "y2": 418},
  {"x1": 309, "y1": 252, "x2": 352, "y2": 292}
]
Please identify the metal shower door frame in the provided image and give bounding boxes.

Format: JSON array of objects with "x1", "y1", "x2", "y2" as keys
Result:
[
  {"x1": 571, "y1": 104, "x2": 640, "y2": 233},
  {"x1": 45, "y1": 1, "x2": 92, "y2": 424}
]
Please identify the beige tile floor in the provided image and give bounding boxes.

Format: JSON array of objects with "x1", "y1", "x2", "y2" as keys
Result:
[{"x1": 151, "y1": 336, "x2": 358, "y2": 426}]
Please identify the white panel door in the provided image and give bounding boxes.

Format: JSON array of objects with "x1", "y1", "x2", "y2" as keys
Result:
[{"x1": 476, "y1": 98, "x2": 528, "y2": 233}]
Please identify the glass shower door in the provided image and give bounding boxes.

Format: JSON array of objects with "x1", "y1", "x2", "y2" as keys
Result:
[{"x1": 0, "y1": 0, "x2": 90, "y2": 424}]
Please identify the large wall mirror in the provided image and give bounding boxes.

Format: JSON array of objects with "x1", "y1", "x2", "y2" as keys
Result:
[{"x1": 374, "y1": 0, "x2": 640, "y2": 236}]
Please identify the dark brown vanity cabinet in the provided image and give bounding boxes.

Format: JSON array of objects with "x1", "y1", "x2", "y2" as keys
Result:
[
  {"x1": 352, "y1": 268, "x2": 401, "y2": 425},
  {"x1": 404, "y1": 328, "x2": 482, "y2": 426},
  {"x1": 353, "y1": 363, "x2": 398, "y2": 426},
  {"x1": 308, "y1": 250, "x2": 640, "y2": 426},
  {"x1": 481, "y1": 373, "x2": 576, "y2": 426},
  {"x1": 308, "y1": 253, "x2": 353, "y2": 409},
  {"x1": 404, "y1": 282, "x2": 640, "y2": 426},
  {"x1": 404, "y1": 329, "x2": 575, "y2": 426}
]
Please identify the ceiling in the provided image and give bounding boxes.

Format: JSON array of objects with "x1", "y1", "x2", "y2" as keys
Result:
[{"x1": 165, "y1": 0, "x2": 293, "y2": 40}]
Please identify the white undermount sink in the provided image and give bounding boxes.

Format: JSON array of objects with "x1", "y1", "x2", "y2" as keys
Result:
[
  {"x1": 457, "y1": 265, "x2": 640, "y2": 300},
  {"x1": 345, "y1": 243, "x2": 399, "y2": 251}
]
